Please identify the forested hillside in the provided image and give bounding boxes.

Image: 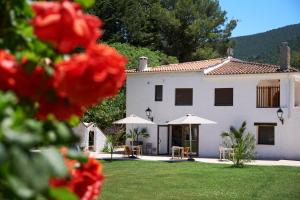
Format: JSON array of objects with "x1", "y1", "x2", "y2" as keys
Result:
[{"x1": 233, "y1": 23, "x2": 300, "y2": 68}]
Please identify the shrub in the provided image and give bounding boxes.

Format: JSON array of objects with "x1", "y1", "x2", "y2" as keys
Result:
[{"x1": 221, "y1": 121, "x2": 256, "y2": 167}]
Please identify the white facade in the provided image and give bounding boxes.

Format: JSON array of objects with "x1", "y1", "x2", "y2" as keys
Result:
[
  {"x1": 73, "y1": 122, "x2": 107, "y2": 152},
  {"x1": 126, "y1": 69, "x2": 300, "y2": 160}
]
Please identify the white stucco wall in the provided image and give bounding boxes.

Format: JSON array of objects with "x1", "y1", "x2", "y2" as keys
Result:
[
  {"x1": 73, "y1": 123, "x2": 107, "y2": 152},
  {"x1": 92, "y1": 126, "x2": 107, "y2": 152},
  {"x1": 295, "y1": 81, "x2": 300, "y2": 107},
  {"x1": 126, "y1": 71, "x2": 300, "y2": 160},
  {"x1": 73, "y1": 123, "x2": 89, "y2": 148}
]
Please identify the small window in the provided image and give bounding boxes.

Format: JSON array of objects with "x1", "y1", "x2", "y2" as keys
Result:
[
  {"x1": 155, "y1": 85, "x2": 163, "y2": 101},
  {"x1": 175, "y1": 88, "x2": 193, "y2": 106},
  {"x1": 258, "y1": 126, "x2": 274, "y2": 145},
  {"x1": 215, "y1": 88, "x2": 233, "y2": 106}
]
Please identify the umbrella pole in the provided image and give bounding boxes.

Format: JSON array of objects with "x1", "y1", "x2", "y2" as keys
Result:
[
  {"x1": 129, "y1": 124, "x2": 137, "y2": 159},
  {"x1": 189, "y1": 124, "x2": 192, "y2": 150},
  {"x1": 188, "y1": 124, "x2": 195, "y2": 161}
]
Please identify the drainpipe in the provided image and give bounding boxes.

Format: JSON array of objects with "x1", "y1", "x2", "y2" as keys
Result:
[{"x1": 288, "y1": 75, "x2": 294, "y2": 118}]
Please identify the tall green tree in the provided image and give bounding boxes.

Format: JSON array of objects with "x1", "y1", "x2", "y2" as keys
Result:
[
  {"x1": 88, "y1": 0, "x2": 160, "y2": 47},
  {"x1": 108, "y1": 42, "x2": 178, "y2": 69},
  {"x1": 151, "y1": 0, "x2": 236, "y2": 61},
  {"x1": 89, "y1": 0, "x2": 236, "y2": 61}
]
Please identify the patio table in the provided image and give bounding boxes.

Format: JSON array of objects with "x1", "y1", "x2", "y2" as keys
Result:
[
  {"x1": 172, "y1": 146, "x2": 184, "y2": 159},
  {"x1": 131, "y1": 145, "x2": 142, "y2": 156}
]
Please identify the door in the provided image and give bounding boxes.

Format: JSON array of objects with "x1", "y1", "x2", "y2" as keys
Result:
[
  {"x1": 171, "y1": 125, "x2": 199, "y2": 155},
  {"x1": 158, "y1": 125, "x2": 169, "y2": 155}
]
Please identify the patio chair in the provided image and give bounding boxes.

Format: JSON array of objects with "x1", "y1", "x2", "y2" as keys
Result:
[
  {"x1": 135, "y1": 146, "x2": 142, "y2": 157},
  {"x1": 137, "y1": 145, "x2": 143, "y2": 156},
  {"x1": 219, "y1": 146, "x2": 233, "y2": 160},
  {"x1": 123, "y1": 145, "x2": 132, "y2": 157},
  {"x1": 219, "y1": 146, "x2": 224, "y2": 160},
  {"x1": 183, "y1": 147, "x2": 190, "y2": 158},
  {"x1": 145, "y1": 143, "x2": 152, "y2": 155}
]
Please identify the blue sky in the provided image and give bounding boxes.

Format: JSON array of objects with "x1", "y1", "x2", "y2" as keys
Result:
[{"x1": 219, "y1": 0, "x2": 300, "y2": 37}]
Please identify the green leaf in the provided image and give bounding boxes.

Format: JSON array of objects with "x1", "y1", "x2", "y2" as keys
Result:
[
  {"x1": 67, "y1": 149, "x2": 88, "y2": 163},
  {"x1": 54, "y1": 123, "x2": 72, "y2": 143},
  {"x1": 49, "y1": 187, "x2": 79, "y2": 200},
  {"x1": 0, "y1": 143, "x2": 7, "y2": 164},
  {"x1": 7, "y1": 176, "x2": 34, "y2": 199},
  {"x1": 3, "y1": 129, "x2": 41, "y2": 148},
  {"x1": 75, "y1": 0, "x2": 95, "y2": 8},
  {"x1": 10, "y1": 147, "x2": 49, "y2": 195},
  {"x1": 40, "y1": 147, "x2": 67, "y2": 178}
]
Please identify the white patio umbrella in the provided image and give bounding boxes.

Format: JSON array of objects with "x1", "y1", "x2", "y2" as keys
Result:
[
  {"x1": 113, "y1": 114, "x2": 155, "y2": 125},
  {"x1": 167, "y1": 114, "x2": 217, "y2": 160},
  {"x1": 113, "y1": 114, "x2": 155, "y2": 158}
]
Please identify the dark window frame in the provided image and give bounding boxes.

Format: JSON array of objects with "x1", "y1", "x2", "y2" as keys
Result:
[
  {"x1": 175, "y1": 88, "x2": 193, "y2": 106},
  {"x1": 257, "y1": 125, "x2": 275, "y2": 145},
  {"x1": 214, "y1": 88, "x2": 233, "y2": 106},
  {"x1": 155, "y1": 85, "x2": 163, "y2": 101}
]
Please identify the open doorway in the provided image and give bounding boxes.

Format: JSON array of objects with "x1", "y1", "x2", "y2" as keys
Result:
[{"x1": 88, "y1": 131, "x2": 95, "y2": 151}]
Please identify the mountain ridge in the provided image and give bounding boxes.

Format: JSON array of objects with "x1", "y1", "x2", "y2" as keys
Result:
[{"x1": 232, "y1": 23, "x2": 300, "y2": 68}]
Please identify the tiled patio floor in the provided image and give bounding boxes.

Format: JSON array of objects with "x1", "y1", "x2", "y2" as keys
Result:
[{"x1": 89, "y1": 152, "x2": 300, "y2": 167}]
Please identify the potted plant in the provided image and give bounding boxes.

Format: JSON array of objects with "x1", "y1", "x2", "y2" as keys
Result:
[{"x1": 127, "y1": 127, "x2": 149, "y2": 146}]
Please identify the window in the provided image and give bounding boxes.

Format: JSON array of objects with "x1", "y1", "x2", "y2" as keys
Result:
[
  {"x1": 256, "y1": 80, "x2": 280, "y2": 108},
  {"x1": 155, "y1": 85, "x2": 163, "y2": 101},
  {"x1": 257, "y1": 126, "x2": 275, "y2": 145},
  {"x1": 175, "y1": 88, "x2": 193, "y2": 106},
  {"x1": 215, "y1": 88, "x2": 233, "y2": 106},
  {"x1": 257, "y1": 86, "x2": 280, "y2": 108}
]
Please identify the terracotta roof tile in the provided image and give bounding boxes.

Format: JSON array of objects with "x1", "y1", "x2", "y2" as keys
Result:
[
  {"x1": 126, "y1": 58, "x2": 225, "y2": 73},
  {"x1": 207, "y1": 60, "x2": 299, "y2": 75},
  {"x1": 126, "y1": 57, "x2": 299, "y2": 75}
]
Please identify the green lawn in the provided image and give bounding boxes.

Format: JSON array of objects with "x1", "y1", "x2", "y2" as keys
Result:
[{"x1": 99, "y1": 160, "x2": 300, "y2": 200}]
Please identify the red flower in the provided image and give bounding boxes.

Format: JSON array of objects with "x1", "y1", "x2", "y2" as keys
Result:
[
  {"x1": 50, "y1": 157, "x2": 104, "y2": 200},
  {"x1": 14, "y1": 66, "x2": 53, "y2": 101},
  {"x1": 0, "y1": 50, "x2": 18, "y2": 91},
  {"x1": 31, "y1": 1, "x2": 102, "y2": 53},
  {"x1": 54, "y1": 44, "x2": 127, "y2": 107},
  {"x1": 37, "y1": 96, "x2": 83, "y2": 120},
  {"x1": 0, "y1": 51, "x2": 51, "y2": 101}
]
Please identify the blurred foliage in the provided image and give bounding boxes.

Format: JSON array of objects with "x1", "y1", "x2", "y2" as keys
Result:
[
  {"x1": 0, "y1": 91, "x2": 82, "y2": 200},
  {"x1": 233, "y1": 23, "x2": 300, "y2": 68},
  {"x1": 0, "y1": 0, "x2": 95, "y2": 199}
]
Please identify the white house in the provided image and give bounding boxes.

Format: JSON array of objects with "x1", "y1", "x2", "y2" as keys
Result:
[
  {"x1": 126, "y1": 42, "x2": 300, "y2": 160},
  {"x1": 73, "y1": 122, "x2": 107, "y2": 152}
]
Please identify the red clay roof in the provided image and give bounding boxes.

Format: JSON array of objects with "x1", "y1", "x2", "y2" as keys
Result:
[
  {"x1": 126, "y1": 58, "x2": 225, "y2": 73},
  {"x1": 207, "y1": 60, "x2": 299, "y2": 75},
  {"x1": 126, "y1": 57, "x2": 299, "y2": 75}
]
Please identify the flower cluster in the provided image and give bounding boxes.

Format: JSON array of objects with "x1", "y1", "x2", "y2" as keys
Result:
[
  {"x1": 31, "y1": 0, "x2": 102, "y2": 53},
  {"x1": 0, "y1": 1, "x2": 118, "y2": 199},
  {"x1": 50, "y1": 157, "x2": 104, "y2": 200},
  {"x1": 0, "y1": 0, "x2": 127, "y2": 120}
]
